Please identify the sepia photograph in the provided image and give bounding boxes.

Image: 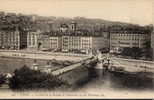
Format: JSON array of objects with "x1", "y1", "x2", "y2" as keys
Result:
[{"x1": 0, "y1": 0, "x2": 153, "y2": 99}]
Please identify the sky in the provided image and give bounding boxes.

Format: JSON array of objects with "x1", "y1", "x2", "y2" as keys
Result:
[{"x1": 0, "y1": 0, "x2": 153, "y2": 26}]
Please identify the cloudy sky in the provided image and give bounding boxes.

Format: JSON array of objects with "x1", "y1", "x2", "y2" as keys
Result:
[{"x1": 0, "y1": 0, "x2": 153, "y2": 25}]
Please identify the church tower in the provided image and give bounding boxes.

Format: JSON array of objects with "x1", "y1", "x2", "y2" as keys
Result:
[{"x1": 70, "y1": 22, "x2": 77, "y2": 31}]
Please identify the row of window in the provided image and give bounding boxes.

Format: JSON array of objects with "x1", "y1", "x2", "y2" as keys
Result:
[{"x1": 111, "y1": 37, "x2": 147, "y2": 41}]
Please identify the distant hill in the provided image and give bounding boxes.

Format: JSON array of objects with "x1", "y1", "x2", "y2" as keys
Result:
[{"x1": 0, "y1": 11, "x2": 153, "y2": 33}]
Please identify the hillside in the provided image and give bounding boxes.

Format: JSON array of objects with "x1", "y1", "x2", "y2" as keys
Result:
[{"x1": 0, "y1": 11, "x2": 152, "y2": 33}]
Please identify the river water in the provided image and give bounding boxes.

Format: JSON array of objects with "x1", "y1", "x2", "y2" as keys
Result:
[
  {"x1": 76, "y1": 68, "x2": 154, "y2": 93},
  {"x1": 0, "y1": 56, "x2": 154, "y2": 94}
]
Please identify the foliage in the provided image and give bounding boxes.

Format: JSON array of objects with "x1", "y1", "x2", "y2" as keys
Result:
[
  {"x1": 0, "y1": 74, "x2": 6, "y2": 85},
  {"x1": 9, "y1": 65, "x2": 67, "y2": 90},
  {"x1": 121, "y1": 47, "x2": 142, "y2": 59},
  {"x1": 142, "y1": 41, "x2": 152, "y2": 59},
  {"x1": 0, "y1": 11, "x2": 153, "y2": 34}
]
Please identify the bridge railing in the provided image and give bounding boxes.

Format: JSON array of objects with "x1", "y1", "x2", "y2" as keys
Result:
[{"x1": 51, "y1": 57, "x2": 95, "y2": 76}]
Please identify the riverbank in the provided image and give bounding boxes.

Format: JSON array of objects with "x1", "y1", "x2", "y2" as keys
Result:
[
  {"x1": 0, "y1": 56, "x2": 75, "y2": 73},
  {"x1": 0, "y1": 50, "x2": 89, "y2": 61}
]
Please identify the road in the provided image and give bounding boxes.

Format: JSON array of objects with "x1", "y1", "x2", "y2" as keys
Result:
[
  {"x1": 96, "y1": 53, "x2": 154, "y2": 73},
  {"x1": 110, "y1": 57, "x2": 154, "y2": 73},
  {"x1": 1, "y1": 50, "x2": 154, "y2": 73},
  {"x1": 0, "y1": 50, "x2": 89, "y2": 62}
]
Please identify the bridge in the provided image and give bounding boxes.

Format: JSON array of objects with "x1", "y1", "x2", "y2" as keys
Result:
[
  {"x1": 50, "y1": 52, "x2": 154, "y2": 76},
  {"x1": 2, "y1": 49, "x2": 154, "y2": 78},
  {"x1": 95, "y1": 53, "x2": 154, "y2": 77},
  {"x1": 51, "y1": 57, "x2": 97, "y2": 76},
  {"x1": 49, "y1": 57, "x2": 97, "y2": 85}
]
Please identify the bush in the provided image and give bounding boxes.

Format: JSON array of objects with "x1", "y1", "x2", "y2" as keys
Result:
[
  {"x1": 121, "y1": 47, "x2": 142, "y2": 59},
  {"x1": 0, "y1": 74, "x2": 6, "y2": 85},
  {"x1": 9, "y1": 65, "x2": 67, "y2": 90}
]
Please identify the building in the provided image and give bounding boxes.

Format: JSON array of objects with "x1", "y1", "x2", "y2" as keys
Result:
[
  {"x1": 61, "y1": 34, "x2": 109, "y2": 54},
  {"x1": 151, "y1": 11, "x2": 154, "y2": 60},
  {"x1": 40, "y1": 33, "x2": 51, "y2": 50},
  {"x1": 25, "y1": 22, "x2": 109, "y2": 55},
  {"x1": 0, "y1": 30, "x2": 20, "y2": 49},
  {"x1": 50, "y1": 36, "x2": 62, "y2": 51},
  {"x1": 60, "y1": 22, "x2": 77, "y2": 34},
  {"x1": 60, "y1": 24, "x2": 69, "y2": 33},
  {"x1": 62, "y1": 36, "x2": 70, "y2": 52},
  {"x1": 19, "y1": 29, "x2": 28, "y2": 49},
  {"x1": 151, "y1": 31, "x2": 154, "y2": 60},
  {"x1": 0, "y1": 27, "x2": 22, "y2": 50},
  {"x1": 36, "y1": 32, "x2": 62, "y2": 51},
  {"x1": 70, "y1": 36, "x2": 81, "y2": 51},
  {"x1": 55, "y1": 23, "x2": 109, "y2": 54},
  {"x1": 27, "y1": 30, "x2": 41, "y2": 50},
  {"x1": 80, "y1": 36, "x2": 109, "y2": 54},
  {"x1": 110, "y1": 31, "x2": 150, "y2": 53},
  {"x1": 62, "y1": 36, "x2": 82, "y2": 52}
]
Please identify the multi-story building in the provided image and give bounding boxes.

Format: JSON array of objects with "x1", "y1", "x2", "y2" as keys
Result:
[
  {"x1": 27, "y1": 30, "x2": 41, "y2": 50},
  {"x1": 26, "y1": 22, "x2": 109, "y2": 55},
  {"x1": 0, "y1": 30, "x2": 20, "y2": 49},
  {"x1": 110, "y1": 31, "x2": 150, "y2": 53},
  {"x1": 19, "y1": 29, "x2": 28, "y2": 49},
  {"x1": 62, "y1": 36, "x2": 82, "y2": 52},
  {"x1": 62, "y1": 36, "x2": 70, "y2": 52},
  {"x1": 50, "y1": 36, "x2": 62, "y2": 50},
  {"x1": 151, "y1": 31, "x2": 154, "y2": 60},
  {"x1": 61, "y1": 34, "x2": 109, "y2": 54},
  {"x1": 40, "y1": 34, "x2": 51, "y2": 50},
  {"x1": 80, "y1": 36, "x2": 109, "y2": 54},
  {"x1": 69, "y1": 36, "x2": 81, "y2": 51},
  {"x1": 152, "y1": 10, "x2": 154, "y2": 60}
]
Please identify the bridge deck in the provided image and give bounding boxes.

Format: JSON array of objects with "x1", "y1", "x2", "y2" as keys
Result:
[{"x1": 51, "y1": 57, "x2": 96, "y2": 76}]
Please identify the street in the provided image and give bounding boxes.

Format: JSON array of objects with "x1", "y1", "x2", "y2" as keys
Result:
[{"x1": 0, "y1": 50, "x2": 89, "y2": 62}]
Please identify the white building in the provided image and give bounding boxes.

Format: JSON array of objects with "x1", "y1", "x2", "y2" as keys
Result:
[
  {"x1": 50, "y1": 36, "x2": 62, "y2": 50},
  {"x1": 27, "y1": 30, "x2": 41, "y2": 50},
  {"x1": 61, "y1": 35, "x2": 109, "y2": 54},
  {"x1": 110, "y1": 31, "x2": 150, "y2": 53}
]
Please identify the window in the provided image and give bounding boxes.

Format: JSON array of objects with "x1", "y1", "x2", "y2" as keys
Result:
[
  {"x1": 32, "y1": 34, "x2": 35, "y2": 45},
  {"x1": 29, "y1": 34, "x2": 31, "y2": 46}
]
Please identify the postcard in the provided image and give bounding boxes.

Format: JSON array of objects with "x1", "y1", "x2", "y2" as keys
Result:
[{"x1": 0, "y1": 0, "x2": 153, "y2": 99}]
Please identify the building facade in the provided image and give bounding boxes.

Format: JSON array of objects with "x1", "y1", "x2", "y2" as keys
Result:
[
  {"x1": 41, "y1": 34, "x2": 51, "y2": 50},
  {"x1": 61, "y1": 35, "x2": 109, "y2": 54},
  {"x1": 50, "y1": 36, "x2": 62, "y2": 51},
  {"x1": 0, "y1": 30, "x2": 20, "y2": 49},
  {"x1": 110, "y1": 31, "x2": 150, "y2": 53},
  {"x1": 0, "y1": 27, "x2": 29, "y2": 50},
  {"x1": 62, "y1": 36, "x2": 70, "y2": 52},
  {"x1": 27, "y1": 30, "x2": 41, "y2": 50},
  {"x1": 151, "y1": 31, "x2": 154, "y2": 60}
]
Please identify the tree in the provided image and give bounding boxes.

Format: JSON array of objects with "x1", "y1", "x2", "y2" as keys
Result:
[
  {"x1": 131, "y1": 47, "x2": 142, "y2": 59},
  {"x1": 121, "y1": 47, "x2": 132, "y2": 56},
  {"x1": 121, "y1": 47, "x2": 142, "y2": 59},
  {"x1": 9, "y1": 65, "x2": 67, "y2": 90},
  {"x1": 142, "y1": 41, "x2": 152, "y2": 60},
  {"x1": 0, "y1": 74, "x2": 6, "y2": 85}
]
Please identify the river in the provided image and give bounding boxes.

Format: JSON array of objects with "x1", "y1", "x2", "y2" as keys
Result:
[
  {"x1": 0, "y1": 56, "x2": 154, "y2": 93},
  {"x1": 76, "y1": 68, "x2": 154, "y2": 93}
]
